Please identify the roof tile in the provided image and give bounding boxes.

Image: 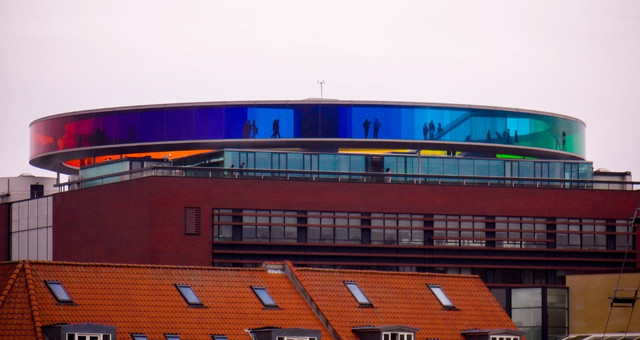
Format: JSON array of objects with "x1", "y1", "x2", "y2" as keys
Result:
[
  {"x1": 290, "y1": 266, "x2": 518, "y2": 340},
  {"x1": 1, "y1": 261, "x2": 518, "y2": 340}
]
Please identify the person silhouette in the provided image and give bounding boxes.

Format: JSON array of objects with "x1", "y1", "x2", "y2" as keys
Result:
[
  {"x1": 243, "y1": 120, "x2": 251, "y2": 138},
  {"x1": 271, "y1": 119, "x2": 281, "y2": 138},
  {"x1": 373, "y1": 118, "x2": 381, "y2": 138},
  {"x1": 363, "y1": 119, "x2": 371, "y2": 138},
  {"x1": 428, "y1": 120, "x2": 435, "y2": 140},
  {"x1": 251, "y1": 120, "x2": 258, "y2": 138}
]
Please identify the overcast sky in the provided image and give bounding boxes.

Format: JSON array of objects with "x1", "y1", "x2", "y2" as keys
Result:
[{"x1": 1, "y1": 1, "x2": 639, "y2": 179}]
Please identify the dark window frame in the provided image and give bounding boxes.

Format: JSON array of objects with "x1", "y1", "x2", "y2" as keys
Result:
[
  {"x1": 427, "y1": 284, "x2": 456, "y2": 309},
  {"x1": 45, "y1": 280, "x2": 74, "y2": 304},
  {"x1": 345, "y1": 281, "x2": 373, "y2": 307},
  {"x1": 251, "y1": 286, "x2": 279, "y2": 308},
  {"x1": 175, "y1": 284, "x2": 204, "y2": 307}
]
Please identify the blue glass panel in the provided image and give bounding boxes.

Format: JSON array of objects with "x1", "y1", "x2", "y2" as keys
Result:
[
  {"x1": 287, "y1": 153, "x2": 303, "y2": 171},
  {"x1": 350, "y1": 155, "x2": 365, "y2": 172},
  {"x1": 428, "y1": 158, "x2": 443, "y2": 175},
  {"x1": 255, "y1": 152, "x2": 270, "y2": 169},
  {"x1": 223, "y1": 107, "x2": 248, "y2": 139},
  {"x1": 138, "y1": 109, "x2": 165, "y2": 142},
  {"x1": 319, "y1": 154, "x2": 334, "y2": 171},
  {"x1": 30, "y1": 101, "x2": 589, "y2": 174},
  {"x1": 165, "y1": 107, "x2": 194, "y2": 140},
  {"x1": 443, "y1": 158, "x2": 458, "y2": 176}
]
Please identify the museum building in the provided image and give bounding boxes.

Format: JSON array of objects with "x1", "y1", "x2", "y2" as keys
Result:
[{"x1": 2, "y1": 99, "x2": 640, "y2": 340}]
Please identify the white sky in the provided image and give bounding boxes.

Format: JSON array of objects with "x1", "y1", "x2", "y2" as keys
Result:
[{"x1": 1, "y1": 0, "x2": 639, "y2": 179}]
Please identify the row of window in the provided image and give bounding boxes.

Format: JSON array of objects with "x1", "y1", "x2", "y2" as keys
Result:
[
  {"x1": 212, "y1": 209, "x2": 634, "y2": 250},
  {"x1": 346, "y1": 281, "x2": 454, "y2": 309},
  {"x1": 46, "y1": 279, "x2": 455, "y2": 321},
  {"x1": 45, "y1": 280, "x2": 279, "y2": 308},
  {"x1": 221, "y1": 150, "x2": 593, "y2": 182}
]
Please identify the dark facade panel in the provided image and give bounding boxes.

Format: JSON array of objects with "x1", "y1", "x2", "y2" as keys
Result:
[{"x1": 0, "y1": 203, "x2": 9, "y2": 261}]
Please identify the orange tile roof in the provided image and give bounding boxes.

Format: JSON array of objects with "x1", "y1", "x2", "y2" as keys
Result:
[
  {"x1": 288, "y1": 265, "x2": 518, "y2": 340},
  {"x1": 0, "y1": 261, "x2": 518, "y2": 340},
  {"x1": 0, "y1": 261, "x2": 330, "y2": 340}
]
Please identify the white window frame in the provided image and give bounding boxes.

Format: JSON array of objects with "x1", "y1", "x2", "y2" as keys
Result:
[
  {"x1": 490, "y1": 336, "x2": 520, "y2": 340},
  {"x1": 382, "y1": 332, "x2": 414, "y2": 340},
  {"x1": 67, "y1": 333, "x2": 111, "y2": 340}
]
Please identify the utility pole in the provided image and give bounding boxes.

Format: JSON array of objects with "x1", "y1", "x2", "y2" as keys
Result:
[{"x1": 317, "y1": 80, "x2": 325, "y2": 98}]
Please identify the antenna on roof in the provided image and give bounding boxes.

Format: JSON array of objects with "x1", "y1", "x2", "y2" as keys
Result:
[{"x1": 317, "y1": 80, "x2": 325, "y2": 98}]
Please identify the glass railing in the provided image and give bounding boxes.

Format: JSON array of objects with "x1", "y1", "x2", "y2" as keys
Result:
[{"x1": 56, "y1": 165, "x2": 640, "y2": 192}]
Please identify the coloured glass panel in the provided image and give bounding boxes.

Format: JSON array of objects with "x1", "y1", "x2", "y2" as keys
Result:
[{"x1": 30, "y1": 102, "x2": 587, "y2": 173}]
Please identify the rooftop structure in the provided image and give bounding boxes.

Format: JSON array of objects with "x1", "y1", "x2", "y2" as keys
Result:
[{"x1": 29, "y1": 100, "x2": 587, "y2": 174}]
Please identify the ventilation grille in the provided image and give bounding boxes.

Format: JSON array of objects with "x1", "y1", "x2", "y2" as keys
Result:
[{"x1": 184, "y1": 207, "x2": 201, "y2": 235}]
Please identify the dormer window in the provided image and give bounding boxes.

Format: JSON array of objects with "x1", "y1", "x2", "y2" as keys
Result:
[
  {"x1": 383, "y1": 332, "x2": 414, "y2": 340},
  {"x1": 249, "y1": 327, "x2": 321, "y2": 340},
  {"x1": 353, "y1": 326, "x2": 418, "y2": 340},
  {"x1": 251, "y1": 286, "x2": 278, "y2": 308},
  {"x1": 428, "y1": 284, "x2": 455, "y2": 309},
  {"x1": 462, "y1": 329, "x2": 523, "y2": 340},
  {"x1": 42, "y1": 323, "x2": 115, "y2": 340},
  {"x1": 345, "y1": 281, "x2": 373, "y2": 307},
  {"x1": 175, "y1": 284, "x2": 203, "y2": 306},
  {"x1": 45, "y1": 280, "x2": 73, "y2": 304}
]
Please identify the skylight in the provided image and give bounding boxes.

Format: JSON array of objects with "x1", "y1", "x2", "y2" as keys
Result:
[
  {"x1": 175, "y1": 284, "x2": 203, "y2": 306},
  {"x1": 211, "y1": 335, "x2": 228, "y2": 340},
  {"x1": 345, "y1": 281, "x2": 372, "y2": 306},
  {"x1": 251, "y1": 286, "x2": 278, "y2": 307},
  {"x1": 131, "y1": 334, "x2": 148, "y2": 340},
  {"x1": 428, "y1": 284, "x2": 455, "y2": 308},
  {"x1": 165, "y1": 335, "x2": 180, "y2": 340},
  {"x1": 45, "y1": 280, "x2": 73, "y2": 303}
]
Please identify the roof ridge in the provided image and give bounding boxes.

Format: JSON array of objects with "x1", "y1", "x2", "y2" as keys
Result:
[
  {"x1": 294, "y1": 266, "x2": 479, "y2": 278},
  {"x1": 283, "y1": 261, "x2": 342, "y2": 340},
  {"x1": 16, "y1": 260, "x2": 270, "y2": 272},
  {"x1": 23, "y1": 262, "x2": 45, "y2": 340},
  {"x1": 0, "y1": 262, "x2": 23, "y2": 308}
]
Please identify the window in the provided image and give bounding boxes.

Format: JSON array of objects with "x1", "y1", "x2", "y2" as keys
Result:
[
  {"x1": 428, "y1": 284, "x2": 455, "y2": 308},
  {"x1": 211, "y1": 336, "x2": 228, "y2": 340},
  {"x1": 490, "y1": 336, "x2": 519, "y2": 340},
  {"x1": 30, "y1": 184, "x2": 44, "y2": 199},
  {"x1": 383, "y1": 332, "x2": 414, "y2": 340},
  {"x1": 165, "y1": 335, "x2": 180, "y2": 340},
  {"x1": 67, "y1": 334, "x2": 111, "y2": 340},
  {"x1": 175, "y1": 284, "x2": 203, "y2": 306},
  {"x1": 131, "y1": 335, "x2": 148, "y2": 340},
  {"x1": 251, "y1": 286, "x2": 278, "y2": 307},
  {"x1": 45, "y1": 280, "x2": 73, "y2": 303},
  {"x1": 345, "y1": 281, "x2": 372, "y2": 306},
  {"x1": 184, "y1": 207, "x2": 201, "y2": 235}
]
